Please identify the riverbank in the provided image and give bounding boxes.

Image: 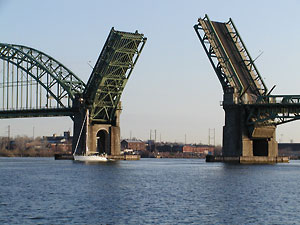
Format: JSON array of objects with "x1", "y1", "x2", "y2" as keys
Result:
[
  {"x1": 1, "y1": 148, "x2": 299, "y2": 160},
  {"x1": 0, "y1": 148, "x2": 61, "y2": 157}
]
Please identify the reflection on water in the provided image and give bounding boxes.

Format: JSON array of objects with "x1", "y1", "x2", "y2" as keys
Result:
[{"x1": 1, "y1": 157, "x2": 300, "y2": 224}]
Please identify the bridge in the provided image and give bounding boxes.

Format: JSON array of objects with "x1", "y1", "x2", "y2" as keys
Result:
[
  {"x1": 0, "y1": 28, "x2": 147, "y2": 156},
  {"x1": 194, "y1": 15, "x2": 300, "y2": 163}
]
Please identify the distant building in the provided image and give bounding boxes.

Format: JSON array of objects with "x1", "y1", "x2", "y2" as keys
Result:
[
  {"x1": 43, "y1": 131, "x2": 72, "y2": 153},
  {"x1": 156, "y1": 144, "x2": 183, "y2": 152},
  {"x1": 279, "y1": 143, "x2": 300, "y2": 151},
  {"x1": 44, "y1": 131, "x2": 71, "y2": 144},
  {"x1": 279, "y1": 143, "x2": 300, "y2": 157},
  {"x1": 121, "y1": 140, "x2": 146, "y2": 151},
  {"x1": 183, "y1": 145, "x2": 214, "y2": 155}
]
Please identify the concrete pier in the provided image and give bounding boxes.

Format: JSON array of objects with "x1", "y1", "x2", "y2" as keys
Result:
[
  {"x1": 72, "y1": 104, "x2": 122, "y2": 157},
  {"x1": 217, "y1": 91, "x2": 288, "y2": 164},
  {"x1": 223, "y1": 105, "x2": 279, "y2": 157},
  {"x1": 194, "y1": 16, "x2": 294, "y2": 164}
]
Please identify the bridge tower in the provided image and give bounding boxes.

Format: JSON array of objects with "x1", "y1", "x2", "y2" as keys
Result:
[
  {"x1": 0, "y1": 28, "x2": 146, "y2": 157},
  {"x1": 72, "y1": 28, "x2": 146, "y2": 156},
  {"x1": 194, "y1": 15, "x2": 300, "y2": 163}
]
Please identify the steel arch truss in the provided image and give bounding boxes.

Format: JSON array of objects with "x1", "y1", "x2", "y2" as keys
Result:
[
  {"x1": 0, "y1": 43, "x2": 86, "y2": 118},
  {"x1": 84, "y1": 28, "x2": 147, "y2": 124}
]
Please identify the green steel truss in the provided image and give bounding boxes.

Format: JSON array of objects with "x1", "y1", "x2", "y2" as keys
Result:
[
  {"x1": 246, "y1": 95, "x2": 300, "y2": 126},
  {"x1": 84, "y1": 28, "x2": 147, "y2": 124},
  {"x1": 0, "y1": 28, "x2": 146, "y2": 122},
  {"x1": 194, "y1": 14, "x2": 267, "y2": 99},
  {"x1": 0, "y1": 43, "x2": 86, "y2": 118}
]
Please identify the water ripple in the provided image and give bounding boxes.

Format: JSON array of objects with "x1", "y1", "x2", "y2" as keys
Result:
[{"x1": 1, "y1": 158, "x2": 300, "y2": 224}]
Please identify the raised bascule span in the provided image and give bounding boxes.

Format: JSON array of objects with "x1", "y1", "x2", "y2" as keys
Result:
[
  {"x1": 0, "y1": 28, "x2": 147, "y2": 157},
  {"x1": 194, "y1": 14, "x2": 300, "y2": 163}
]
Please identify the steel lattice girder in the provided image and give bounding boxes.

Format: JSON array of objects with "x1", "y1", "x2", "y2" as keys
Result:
[
  {"x1": 194, "y1": 14, "x2": 267, "y2": 98},
  {"x1": 246, "y1": 95, "x2": 300, "y2": 126},
  {"x1": 84, "y1": 28, "x2": 147, "y2": 123},
  {"x1": 0, "y1": 43, "x2": 86, "y2": 109},
  {"x1": 0, "y1": 108, "x2": 75, "y2": 119},
  {"x1": 195, "y1": 15, "x2": 300, "y2": 128},
  {"x1": 194, "y1": 16, "x2": 237, "y2": 92}
]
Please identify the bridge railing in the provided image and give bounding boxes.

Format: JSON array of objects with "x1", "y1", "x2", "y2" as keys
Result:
[
  {"x1": 226, "y1": 19, "x2": 268, "y2": 96},
  {"x1": 245, "y1": 95, "x2": 300, "y2": 126},
  {"x1": 194, "y1": 15, "x2": 242, "y2": 92},
  {"x1": 254, "y1": 95, "x2": 300, "y2": 105},
  {"x1": 194, "y1": 15, "x2": 269, "y2": 100}
]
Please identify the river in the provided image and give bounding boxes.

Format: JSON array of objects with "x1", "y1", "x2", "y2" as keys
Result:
[{"x1": 0, "y1": 157, "x2": 300, "y2": 224}]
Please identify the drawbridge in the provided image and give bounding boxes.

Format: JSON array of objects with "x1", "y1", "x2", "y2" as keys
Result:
[
  {"x1": 0, "y1": 28, "x2": 146, "y2": 156},
  {"x1": 194, "y1": 15, "x2": 300, "y2": 162}
]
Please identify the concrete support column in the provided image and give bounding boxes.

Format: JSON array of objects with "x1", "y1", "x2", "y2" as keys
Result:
[
  {"x1": 209, "y1": 91, "x2": 286, "y2": 163},
  {"x1": 242, "y1": 139, "x2": 253, "y2": 157},
  {"x1": 110, "y1": 102, "x2": 122, "y2": 156},
  {"x1": 222, "y1": 104, "x2": 243, "y2": 157},
  {"x1": 110, "y1": 126, "x2": 121, "y2": 156},
  {"x1": 222, "y1": 92, "x2": 278, "y2": 159},
  {"x1": 72, "y1": 111, "x2": 86, "y2": 155},
  {"x1": 268, "y1": 138, "x2": 278, "y2": 157},
  {"x1": 75, "y1": 122, "x2": 121, "y2": 156},
  {"x1": 72, "y1": 101, "x2": 122, "y2": 156}
]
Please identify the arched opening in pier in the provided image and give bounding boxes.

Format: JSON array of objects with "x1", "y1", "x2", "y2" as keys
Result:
[
  {"x1": 253, "y1": 139, "x2": 268, "y2": 156},
  {"x1": 97, "y1": 130, "x2": 109, "y2": 155}
]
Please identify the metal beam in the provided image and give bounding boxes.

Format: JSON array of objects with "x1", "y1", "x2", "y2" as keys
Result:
[
  {"x1": 194, "y1": 15, "x2": 268, "y2": 101},
  {"x1": 0, "y1": 107, "x2": 77, "y2": 119},
  {"x1": 0, "y1": 43, "x2": 86, "y2": 117},
  {"x1": 84, "y1": 28, "x2": 147, "y2": 124}
]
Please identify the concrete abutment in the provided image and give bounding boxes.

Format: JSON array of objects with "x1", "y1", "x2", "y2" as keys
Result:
[
  {"x1": 218, "y1": 91, "x2": 285, "y2": 163},
  {"x1": 220, "y1": 103, "x2": 285, "y2": 163},
  {"x1": 72, "y1": 106, "x2": 121, "y2": 156}
]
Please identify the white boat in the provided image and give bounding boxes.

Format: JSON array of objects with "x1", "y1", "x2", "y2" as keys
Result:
[
  {"x1": 74, "y1": 155, "x2": 108, "y2": 162},
  {"x1": 74, "y1": 153, "x2": 112, "y2": 162},
  {"x1": 73, "y1": 110, "x2": 113, "y2": 162}
]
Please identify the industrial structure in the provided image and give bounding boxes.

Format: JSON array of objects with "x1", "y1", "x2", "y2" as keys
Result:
[
  {"x1": 0, "y1": 28, "x2": 146, "y2": 157},
  {"x1": 194, "y1": 15, "x2": 300, "y2": 163}
]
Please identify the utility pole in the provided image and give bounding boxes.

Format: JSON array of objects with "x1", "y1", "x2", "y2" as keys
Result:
[
  {"x1": 208, "y1": 129, "x2": 210, "y2": 145},
  {"x1": 154, "y1": 129, "x2": 157, "y2": 152},
  {"x1": 149, "y1": 129, "x2": 152, "y2": 152},
  {"x1": 185, "y1": 134, "x2": 186, "y2": 145},
  {"x1": 208, "y1": 128, "x2": 215, "y2": 146},
  {"x1": 8, "y1": 125, "x2": 10, "y2": 140},
  {"x1": 7, "y1": 125, "x2": 10, "y2": 149},
  {"x1": 214, "y1": 128, "x2": 215, "y2": 146}
]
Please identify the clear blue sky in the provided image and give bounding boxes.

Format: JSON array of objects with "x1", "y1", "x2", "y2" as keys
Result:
[{"x1": 0, "y1": 0, "x2": 300, "y2": 144}]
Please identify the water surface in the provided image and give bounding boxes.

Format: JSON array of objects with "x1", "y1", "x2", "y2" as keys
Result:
[{"x1": 1, "y1": 157, "x2": 300, "y2": 224}]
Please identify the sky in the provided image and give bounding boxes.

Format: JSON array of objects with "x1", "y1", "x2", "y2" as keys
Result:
[{"x1": 0, "y1": 0, "x2": 300, "y2": 145}]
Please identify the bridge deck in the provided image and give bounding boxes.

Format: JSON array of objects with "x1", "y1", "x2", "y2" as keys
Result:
[
  {"x1": 195, "y1": 15, "x2": 267, "y2": 101},
  {"x1": 84, "y1": 28, "x2": 146, "y2": 123},
  {"x1": 0, "y1": 108, "x2": 76, "y2": 119},
  {"x1": 195, "y1": 15, "x2": 300, "y2": 127}
]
